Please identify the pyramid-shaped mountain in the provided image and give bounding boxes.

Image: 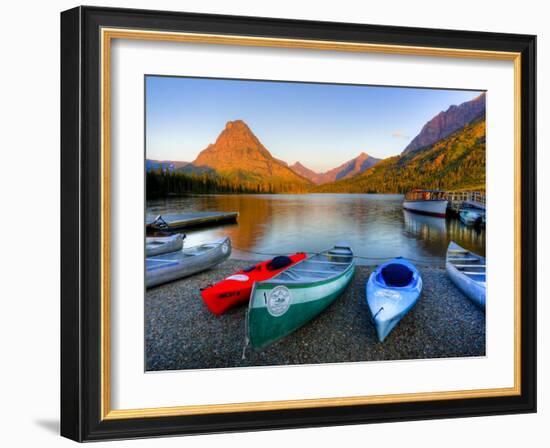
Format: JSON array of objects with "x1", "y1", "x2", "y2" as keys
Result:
[{"x1": 186, "y1": 120, "x2": 311, "y2": 193}]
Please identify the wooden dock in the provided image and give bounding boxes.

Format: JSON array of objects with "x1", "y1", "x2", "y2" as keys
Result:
[
  {"x1": 446, "y1": 191, "x2": 486, "y2": 214},
  {"x1": 146, "y1": 211, "x2": 238, "y2": 231}
]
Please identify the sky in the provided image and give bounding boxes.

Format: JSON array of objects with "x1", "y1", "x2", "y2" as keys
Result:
[{"x1": 145, "y1": 76, "x2": 483, "y2": 172}]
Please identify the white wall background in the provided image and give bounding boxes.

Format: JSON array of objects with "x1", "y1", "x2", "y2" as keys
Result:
[{"x1": 0, "y1": 0, "x2": 545, "y2": 446}]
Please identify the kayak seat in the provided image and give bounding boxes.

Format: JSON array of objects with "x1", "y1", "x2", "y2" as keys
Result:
[
  {"x1": 267, "y1": 255, "x2": 293, "y2": 271},
  {"x1": 381, "y1": 263, "x2": 413, "y2": 287}
]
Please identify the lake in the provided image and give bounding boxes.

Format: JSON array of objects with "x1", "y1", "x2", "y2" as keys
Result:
[{"x1": 146, "y1": 194, "x2": 485, "y2": 266}]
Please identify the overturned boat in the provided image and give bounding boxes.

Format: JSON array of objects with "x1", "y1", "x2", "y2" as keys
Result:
[
  {"x1": 366, "y1": 257, "x2": 423, "y2": 342},
  {"x1": 446, "y1": 241, "x2": 486, "y2": 309},
  {"x1": 145, "y1": 237, "x2": 231, "y2": 288},
  {"x1": 246, "y1": 245, "x2": 355, "y2": 350}
]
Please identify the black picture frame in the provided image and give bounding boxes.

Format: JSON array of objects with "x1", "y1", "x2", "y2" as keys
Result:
[{"x1": 61, "y1": 5, "x2": 536, "y2": 442}]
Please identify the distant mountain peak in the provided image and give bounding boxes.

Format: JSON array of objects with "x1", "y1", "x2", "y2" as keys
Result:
[
  {"x1": 330, "y1": 153, "x2": 381, "y2": 181},
  {"x1": 289, "y1": 153, "x2": 381, "y2": 185},
  {"x1": 402, "y1": 92, "x2": 486, "y2": 155},
  {"x1": 225, "y1": 119, "x2": 248, "y2": 130},
  {"x1": 289, "y1": 161, "x2": 322, "y2": 184}
]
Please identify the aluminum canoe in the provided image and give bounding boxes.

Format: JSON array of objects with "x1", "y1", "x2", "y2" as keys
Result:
[
  {"x1": 446, "y1": 241, "x2": 486, "y2": 309},
  {"x1": 145, "y1": 234, "x2": 185, "y2": 257},
  {"x1": 145, "y1": 237, "x2": 231, "y2": 288}
]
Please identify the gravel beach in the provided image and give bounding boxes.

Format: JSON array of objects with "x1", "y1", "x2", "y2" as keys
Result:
[{"x1": 145, "y1": 259, "x2": 485, "y2": 371}]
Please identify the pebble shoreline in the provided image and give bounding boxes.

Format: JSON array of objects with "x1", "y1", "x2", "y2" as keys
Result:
[{"x1": 145, "y1": 259, "x2": 486, "y2": 371}]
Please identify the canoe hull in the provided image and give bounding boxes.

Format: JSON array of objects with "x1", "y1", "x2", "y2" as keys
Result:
[
  {"x1": 145, "y1": 237, "x2": 231, "y2": 288},
  {"x1": 366, "y1": 258, "x2": 422, "y2": 342},
  {"x1": 446, "y1": 262, "x2": 485, "y2": 309},
  {"x1": 446, "y1": 242, "x2": 486, "y2": 309},
  {"x1": 145, "y1": 234, "x2": 184, "y2": 257},
  {"x1": 248, "y1": 263, "x2": 355, "y2": 350}
]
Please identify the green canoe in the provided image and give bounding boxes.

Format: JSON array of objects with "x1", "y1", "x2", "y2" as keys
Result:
[{"x1": 246, "y1": 245, "x2": 355, "y2": 350}]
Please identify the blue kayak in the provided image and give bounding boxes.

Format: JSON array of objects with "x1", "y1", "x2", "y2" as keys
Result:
[{"x1": 366, "y1": 258, "x2": 423, "y2": 342}]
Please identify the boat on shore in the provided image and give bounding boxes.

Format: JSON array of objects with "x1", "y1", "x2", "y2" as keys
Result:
[
  {"x1": 145, "y1": 237, "x2": 231, "y2": 288},
  {"x1": 200, "y1": 253, "x2": 307, "y2": 315},
  {"x1": 445, "y1": 241, "x2": 486, "y2": 309},
  {"x1": 145, "y1": 233, "x2": 185, "y2": 257},
  {"x1": 366, "y1": 257, "x2": 423, "y2": 342},
  {"x1": 246, "y1": 245, "x2": 355, "y2": 350},
  {"x1": 403, "y1": 189, "x2": 448, "y2": 217}
]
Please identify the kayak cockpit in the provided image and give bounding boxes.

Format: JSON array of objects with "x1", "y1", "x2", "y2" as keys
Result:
[{"x1": 379, "y1": 263, "x2": 414, "y2": 287}]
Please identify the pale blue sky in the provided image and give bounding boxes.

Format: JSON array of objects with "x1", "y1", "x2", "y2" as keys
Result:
[{"x1": 146, "y1": 76, "x2": 482, "y2": 172}]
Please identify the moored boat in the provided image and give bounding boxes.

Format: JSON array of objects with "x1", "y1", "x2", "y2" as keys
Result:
[
  {"x1": 145, "y1": 237, "x2": 231, "y2": 288},
  {"x1": 145, "y1": 233, "x2": 185, "y2": 257},
  {"x1": 246, "y1": 245, "x2": 355, "y2": 349},
  {"x1": 445, "y1": 241, "x2": 486, "y2": 309},
  {"x1": 459, "y1": 209, "x2": 484, "y2": 227},
  {"x1": 200, "y1": 253, "x2": 307, "y2": 315},
  {"x1": 366, "y1": 257, "x2": 422, "y2": 342},
  {"x1": 403, "y1": 189, "x2": 448, "y2": 217}
]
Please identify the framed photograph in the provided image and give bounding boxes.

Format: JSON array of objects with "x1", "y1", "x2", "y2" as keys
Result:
[{"x1": 60, "y1": 6, "x2": 536, "y2": 441}]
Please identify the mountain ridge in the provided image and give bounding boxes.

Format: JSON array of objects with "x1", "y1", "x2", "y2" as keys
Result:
[
  {"x1": 146, "y1": 159, "x2": 189, "y2": 172},
  {"x1": 402, "y1": 92, "x2": 486, "y2": 155},
  {"x1": 289, "y1": 152, "x2": 381, "y2": 185},
  {"x1": 314, "y1": 116, "x2": 486, "y2": 194}
]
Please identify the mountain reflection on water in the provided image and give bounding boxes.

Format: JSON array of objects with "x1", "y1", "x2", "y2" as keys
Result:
[{"x1": 146, "y1": 194, "x2": 485, "y2": 266}]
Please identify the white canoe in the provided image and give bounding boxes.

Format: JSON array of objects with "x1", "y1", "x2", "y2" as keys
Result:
[
  {"x1": 446, "y1": 241, "x2": 486, "y2": 310},
  {"x1": 146, "y1": 237, "x2": 231, "y2": 288},
  {"x1": 145, "y1": 234, "x2": 185, "y2": 257}
]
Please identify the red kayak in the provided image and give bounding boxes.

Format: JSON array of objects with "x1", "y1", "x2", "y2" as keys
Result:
[{"x1": 200, "y1": 253, "x2": 307, "y2": 315}]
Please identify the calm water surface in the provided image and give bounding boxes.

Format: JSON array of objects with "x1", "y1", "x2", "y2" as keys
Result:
[{"x1": 146, "y1": 194, "x2": 485, "y2": 265}]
